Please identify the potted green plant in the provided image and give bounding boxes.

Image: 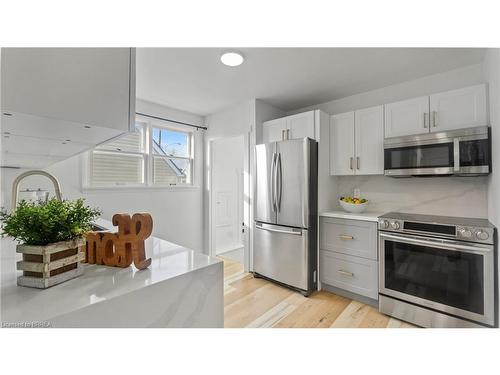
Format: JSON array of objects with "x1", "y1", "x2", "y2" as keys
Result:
[{"x1": 1, "y1": 198, "x2": 101, "y2": 289}]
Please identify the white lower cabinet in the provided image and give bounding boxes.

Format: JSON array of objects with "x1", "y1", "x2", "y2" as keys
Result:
[
  {"x1": 320, "y1": 217, "x2": 377, "y2": 259},
  {"x1": 319, "y1": 216, "x2": 378, "y2": 300},
  {"x1": 320, "y1": 251, "x2": 378, "y2": 300}
]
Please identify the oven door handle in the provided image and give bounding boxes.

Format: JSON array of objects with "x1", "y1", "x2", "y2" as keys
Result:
[{"x1": 379, "y1": 233, "x2": 492, "y2": 253}]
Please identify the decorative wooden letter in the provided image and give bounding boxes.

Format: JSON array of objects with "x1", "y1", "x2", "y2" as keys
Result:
[{"x1": 84, "y1": 213, "x2": 153, "y2": 270}]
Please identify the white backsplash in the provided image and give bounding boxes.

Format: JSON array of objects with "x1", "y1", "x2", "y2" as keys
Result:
[{"x1": 336, "y1": 175, "x2": 488, "y2": 218}]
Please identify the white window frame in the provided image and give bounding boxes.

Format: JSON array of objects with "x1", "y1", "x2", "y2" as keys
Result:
[
  {"x1": 149, "y1": 123, "x2": 194, "y2": 187},
  {"x1": 83, "y1": 117, "x2": 197, "y2": 190}
]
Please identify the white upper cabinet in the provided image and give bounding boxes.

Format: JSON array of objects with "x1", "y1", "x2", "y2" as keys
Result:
[
  {"x1": 262, "y1": 117, "x2": 287, "y2": 143},
  {"x1": 1, "y1": 48, "x2": 136, "y2": 168},
  {"x1": 287, "y1": 111, "x2": 315, "y2": 140},
  {"x1": 384, "y1": 96, "x2": 429, "y2": 138},
  {"x1": 330, "y1": 106, "x2": 384, "y2": 176},
  {"x1": 384, "y1": 84, "x2": 488, "y2": 138},
  {"x1": 330, "y1": 112, "x2": 355, "y2": 175},
  {"x1": 429, "y1": 84, "x2": 487, "y2": 132},
  {"x1": 261, "y1": 110, "x2": 316, "y2": 143},
  {"x1": 355, "y1": 105, "x2": 384, "y2": 175}
]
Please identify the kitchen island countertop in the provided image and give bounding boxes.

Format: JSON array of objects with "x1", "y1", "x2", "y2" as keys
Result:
[{"x1": 1, "y1": 218, "x2": 223, "y2": 327}]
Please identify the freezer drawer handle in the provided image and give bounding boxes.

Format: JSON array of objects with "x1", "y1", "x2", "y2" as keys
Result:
[
  {"x1": 338, "y1": 234, "x2": 354, "y2": 240},
  {"x1": 338, "y1": 270, "x2": 354, "y2": 277},
  {"x1": 256, "y1": 224, "x2": 302, "y2": 236}
]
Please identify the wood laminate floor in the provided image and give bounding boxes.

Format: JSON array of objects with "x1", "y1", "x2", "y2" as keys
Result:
[{"x1": 221, "y1": 257, "x2": 417, "y2": 328}]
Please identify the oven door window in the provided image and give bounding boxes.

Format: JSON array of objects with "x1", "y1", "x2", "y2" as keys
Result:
[
  {"x1": 459, "y1": 139, "x2": 490, "y2": 167},
  {"x1": 384, "y1": 142, "x2": 453, "y2": 170},
  {"x1": 384, "y1": 240, "x2": 484, "y2": 314}
]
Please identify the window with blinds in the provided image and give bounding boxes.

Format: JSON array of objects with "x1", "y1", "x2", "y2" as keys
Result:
[
  {"x1": 88, "y1": 121, "x2": 194, "y2": 187},
  {"x1": 151, "y1": 127, "x2": 192, "y2": 185}
]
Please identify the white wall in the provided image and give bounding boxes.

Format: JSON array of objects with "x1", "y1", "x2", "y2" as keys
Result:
[
  {"x1": 485, "y1": 50, "x2": 500, "y2": 226},
  {"x1": 1, "y1": 99, "x2": 206, "y2": 252},
  {"x1": 288, "y1": 63, "x2": 489, "y2": 217},
  {"x1": 288, "y1": 63, "x2": 485, "y2": 115},
  {"x1": 483, "y1": 49, "x2": 500, "y2": 321}
]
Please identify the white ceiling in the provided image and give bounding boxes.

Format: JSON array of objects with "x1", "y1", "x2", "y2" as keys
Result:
[{"x1": 136, "y1": 48, "x2": 486, "y2": 116}]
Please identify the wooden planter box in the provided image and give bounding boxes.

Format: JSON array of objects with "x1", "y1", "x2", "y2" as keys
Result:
[{"x1": 16, "y1": 238, "x2": 86, "y2": 289}]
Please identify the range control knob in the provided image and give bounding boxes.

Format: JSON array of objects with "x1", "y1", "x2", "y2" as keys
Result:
[
  {"x1": 458, "y1": 228, "x2": 472, "y2": 238},
  {"x1": 381, "y1": 220, "x2": 390, "y2": 229},
  {"x1": 391, "y1": 221, "x2": 400, "y2": 230},
  {"x1": 475, "y1": 230, "x2": 489, "y2": 241}
]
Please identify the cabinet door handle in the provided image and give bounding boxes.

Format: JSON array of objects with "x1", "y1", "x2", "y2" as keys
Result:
[
  {"x1": 432, "y1": 111, "x2": 438, "y2": 127},
  {"x1": 281, "y1": 129, "x2": 285, "y2": 140},
  {"x1": 423, "y1": 112, "x2": 428, "y2": 128},
  {"x1": 338, "y1": 234, "x2": 354, "y2": 240},
  {"x1": 286, "y1": 129, "x2": 290, "y2": 139},
  {"x1": 349, "y1": 157, "x2": 353, "y2": 170},
  {"x1": 338, "y1": 270, "x2": 354, "y2": 277},
  {"x1": 356, "y1": 157, "x2": 360, "y2": 170}
]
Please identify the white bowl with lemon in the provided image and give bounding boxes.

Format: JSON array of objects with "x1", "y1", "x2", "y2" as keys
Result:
[{"x1": 339, "y1": 196, "x2": 369, "y2": 213}]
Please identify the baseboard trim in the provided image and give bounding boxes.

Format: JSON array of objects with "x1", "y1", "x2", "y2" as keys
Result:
[{"x1": 321, "y1": 283, "x2": 378, "y2": 307}]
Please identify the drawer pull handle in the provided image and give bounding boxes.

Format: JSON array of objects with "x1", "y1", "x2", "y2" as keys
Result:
[
  {"x1": 338, "y1": 234, "x2": 354, "y2": 240},
  {"x1": 338, "y1": 270, "x2": 354, "y2": 277}
]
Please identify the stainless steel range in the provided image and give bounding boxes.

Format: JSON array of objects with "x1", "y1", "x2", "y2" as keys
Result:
[{"x1": 378, "y1": 212, "x2": 496, "y2": 328}]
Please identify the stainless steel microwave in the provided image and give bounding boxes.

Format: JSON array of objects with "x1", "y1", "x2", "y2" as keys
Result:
[{"x1": 384, "y1": 126, "x2": 491, "y2": 177}]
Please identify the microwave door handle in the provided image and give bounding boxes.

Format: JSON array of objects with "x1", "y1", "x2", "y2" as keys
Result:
[
  {"x1": 453, "y1": 138, "x2": 460, "y2": 172},
  {"x1": 379, "y1": 233, "x2": 492, "y2": 254}
]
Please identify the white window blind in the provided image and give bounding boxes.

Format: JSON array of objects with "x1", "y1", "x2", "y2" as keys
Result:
[{"x1": 87, "y1": 120, "x2": 195, "y2": 188}]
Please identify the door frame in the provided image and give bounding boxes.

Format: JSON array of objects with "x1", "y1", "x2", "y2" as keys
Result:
[{"x1": 208, "y1": 133, "x2": 251, "y2": 271}]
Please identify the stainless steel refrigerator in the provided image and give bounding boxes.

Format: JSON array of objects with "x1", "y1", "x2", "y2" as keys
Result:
[{"x1": 254, "y1": 137, "x2": 318, "y2": 296}]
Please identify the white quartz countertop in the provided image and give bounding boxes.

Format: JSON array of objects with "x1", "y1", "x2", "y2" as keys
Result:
[
  {"x1": 320, "y1": 210, "x2": 384, "y2": 222},
  {"x1": 1, "y1": 218, "x2": 221, "y2": 324}
]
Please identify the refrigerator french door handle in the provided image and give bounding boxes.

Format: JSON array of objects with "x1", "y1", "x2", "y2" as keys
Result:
[
  {"x1": 277, "y1": 153, "x2": 282, "y2": 212},
  {"x1": 271, "y1": 152, "x2": 277, "y2": 212}
]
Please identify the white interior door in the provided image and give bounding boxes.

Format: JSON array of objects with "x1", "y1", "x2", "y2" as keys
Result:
[
  {"x1": 330, "y1": 112, "x2": 355, "y2": 175},
  {"x1": 210, "y1": 136, "x2": 246, "y2": 264},
  {"x1": 355, "y1": 105, "x2": 384, "y2": 175},
  {"x1": 384, "y1": 96, "x2": 429, "y2": 138},
  {"x1": 429, "y1": 84, "x2": 487, "y2": 132}
]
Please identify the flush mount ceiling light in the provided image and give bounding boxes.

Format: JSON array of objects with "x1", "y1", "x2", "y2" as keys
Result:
[{"x1": 220, "y1": 51, "x2": 244, "y2": 67}]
